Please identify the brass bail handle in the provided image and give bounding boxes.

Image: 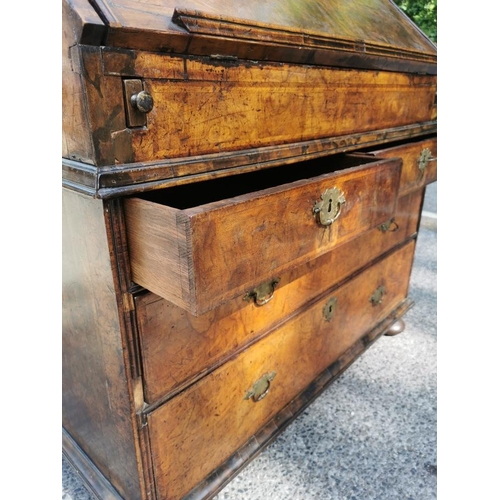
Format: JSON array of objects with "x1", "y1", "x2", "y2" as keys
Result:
[
  {"x1": 378, "y1": 218, "x2": 399, "y2": 233},
  {"x1": 370, "y1": 285, "x2": 386, "y2": 306},
  {"x1": 244, "y1": 278, "x2": 280, "y2": 306},
  {"x1": 313, "y1": 187, "x2": 346, "y2": 226},
  {"x1": 244, "y1": 372, "x2": 277, "y2": 402}
]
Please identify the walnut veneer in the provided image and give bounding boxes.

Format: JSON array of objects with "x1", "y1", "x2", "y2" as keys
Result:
[{"x1": 62, "y1": 1, "x2": 437, "y2": 499}]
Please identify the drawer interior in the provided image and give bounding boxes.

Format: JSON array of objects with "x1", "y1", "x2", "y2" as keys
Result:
[{"x1": 132, "y1": 153, "x2": 380, "y2": 209}]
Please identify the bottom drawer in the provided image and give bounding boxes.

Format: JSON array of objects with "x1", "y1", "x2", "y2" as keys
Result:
[{"x1": 147, "y1": 240, "x2": 416, "y2": 500}]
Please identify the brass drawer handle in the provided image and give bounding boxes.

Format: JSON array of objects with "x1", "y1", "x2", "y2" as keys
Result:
[
  {"x1": 323, "y1": 296, "x2": 338, "y2": 322},
  {"x1": 370, "y1": 286, "x2": 385, "y2": 306},
  {"x1": 378, "y1": 218, "x2": 399, "y2": 233},
  {"x1": 244, "y1": 372, "x2": 276, "y2": 402},
  {"x1": 417, "y1": 148, "x2": 437, "y2": 173},
  {"x1": 313, "y1": 187, "x2": 346, "y2": 226},
  {"x1": 244, "y1": 278, "x2": 280, "y2": 306}
]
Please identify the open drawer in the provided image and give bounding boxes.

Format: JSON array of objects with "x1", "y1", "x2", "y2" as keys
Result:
[{"x1": 124, "y1": 154, "x2": 401, "y2": 315}]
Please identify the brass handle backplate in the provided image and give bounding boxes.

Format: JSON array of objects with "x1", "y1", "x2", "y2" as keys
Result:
[
  {"x1": 370, "y1": 286, "x2": 386, "y2": 306},
  {"x1": 378, "y1": 218, "x2": 399, "y2": 233},
  {"x1": 313, "y1": 187, "x2": 346, "y2": 226},
  {"x1": 244, "y1": 372, "x2": 276, "y2": 402},
  {"x1": 244, "y1": 278, "x2": 280, "y2": 306},
  {"x1": 417, "y1": 148, "x2": 436, "y2": 174}
]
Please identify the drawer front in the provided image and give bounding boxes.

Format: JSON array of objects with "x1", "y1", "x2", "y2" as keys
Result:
[
  {"x1": 108, "y1": 53, "x2": 437, "y2": 163},
  {"x1": 147, "y1": 240, "x2": 415, "y2": 500},
  {"x1": 369, "y1": 136, "x2": 437, "y2": 195},
  {"x1": 125, "y1": 155, "x2": 401, "y2": 315},
  {"x1": 137, "y1": 189, "x2": 424, "y2": 403}
]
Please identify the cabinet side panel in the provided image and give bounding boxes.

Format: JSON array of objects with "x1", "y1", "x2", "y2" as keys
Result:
[{"x1": 62, "y1": 188, "x2": 142, "y2": 499}]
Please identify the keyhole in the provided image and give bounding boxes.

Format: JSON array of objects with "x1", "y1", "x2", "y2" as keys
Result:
[
  {"x1": 328, "y1": 304, "x2": 333, "y2": 314},
  {"x1": 328, "y1": 198, "x2": 333, "y2": 213}
]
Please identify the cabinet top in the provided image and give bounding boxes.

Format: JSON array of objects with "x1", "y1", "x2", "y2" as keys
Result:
[{"x1": 69, "y1": 0, "x2": 436, "y2": 73}]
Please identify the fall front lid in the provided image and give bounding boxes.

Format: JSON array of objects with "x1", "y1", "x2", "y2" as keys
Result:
[{"x1": 82, "y1": 0, "x2": 436, "y2": 73}]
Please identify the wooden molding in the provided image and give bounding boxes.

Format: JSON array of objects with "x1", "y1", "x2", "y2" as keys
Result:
[
  {"x1": 62, "y1": 122, "x2": 437, "y2": 199},
  {"x1": 172, "y1": 8, "x2": 436, "y2": 66},
  {"x1": 63, "y1": 428, "x2": 124, "y2": 500}
]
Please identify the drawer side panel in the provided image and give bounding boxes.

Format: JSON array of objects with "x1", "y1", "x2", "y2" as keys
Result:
[{"x1": 124, "y1": 198, "x2": 193, "y2": 309}]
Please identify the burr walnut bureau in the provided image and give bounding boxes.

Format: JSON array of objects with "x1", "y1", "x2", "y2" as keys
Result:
[{"x1": 62, "y1": 1, "x2": 437, "y2": 499}]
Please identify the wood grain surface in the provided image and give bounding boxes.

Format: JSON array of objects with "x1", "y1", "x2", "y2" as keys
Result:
[
  {"x1": 124, "y1": 155, "x2": 401, "y2": 315},
  {"x1": 368, "y1": 136, "x2": 437, "y2": 195},
  {"x1": 148, "y1": 240, "x2": 415, "y2": 500},
  {"x1": 62, "y1": 189, "x2": 141, "y2": 499},
  {"x1": 136, "y1": 189, "x2": 424, "y2": 404},
  {"x1": 125, "y1": 54, "x2": 436, "y2": 162},
  {"x1": 64, "y1": 43, "x2": 436, "y2": 168},
  {"x1": 88, "y1": 0, "x2": 436, "y2": 70}
]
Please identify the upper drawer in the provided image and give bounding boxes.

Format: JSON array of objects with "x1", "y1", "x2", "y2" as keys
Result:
[
  {"x1": 124, "y1": 154, "x2": 401, "y2": 315},
  {"x1": 116, "y1": 60, "x2": 436, "y2": 163},
  {"x1": 368, "y1": 136, "x2": 437, "y2": 195}
]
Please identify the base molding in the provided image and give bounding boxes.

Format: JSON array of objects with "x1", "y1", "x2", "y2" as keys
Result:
[{"x1": 62, "y1": 428, "x2": 124, "y2": 500}]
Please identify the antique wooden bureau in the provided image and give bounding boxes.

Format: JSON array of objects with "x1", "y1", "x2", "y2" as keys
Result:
[{"x1": 62, "y1": 1, "x2": 437, "y2": 499}]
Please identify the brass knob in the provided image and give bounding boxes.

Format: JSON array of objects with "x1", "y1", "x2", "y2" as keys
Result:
[{"x1": 131, "y1": 91, "x2": 154, "y2": 113}]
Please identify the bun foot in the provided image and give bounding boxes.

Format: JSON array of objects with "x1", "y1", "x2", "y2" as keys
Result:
[{"x1": 384, "y1": 319, "x2": 405, "y2": 336}]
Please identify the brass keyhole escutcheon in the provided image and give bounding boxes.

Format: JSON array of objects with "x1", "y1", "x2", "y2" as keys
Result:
[
  {"x1": 313, "y1": 187, "x2": 346, "y2": 226},
  {"x1": 323, "y1": 297, "x2": 338, "y2": 322},
  {"x1": 370, "y1": 286, "x2": 386, "y2": 306},
  {"x1": 244, "y1": 372, "x2": 277, "y2": 402},
  {"x1": 244, "y1": 278, "x2": 280, "y2": 306}
]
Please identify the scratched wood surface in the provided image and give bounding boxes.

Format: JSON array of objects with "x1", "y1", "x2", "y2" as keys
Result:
[
  {"x1": 63, "y1": 43, "x2": 436, "y2": 169},
  {"x1": 124, "y1": 155, "x2": 401, "y2": 315},
  {"x1": 132, "y1": 57, "x2": 435, "y2": 162},
  {"x1": 63, "y1": 0, "x2": 437, "y2": 175},
  {"x1": 136, "y1": 189, "x2": 424, "y2": 404},
  {"x1": 147, "y1": 240, "x2": 415, "y2": 500}
]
